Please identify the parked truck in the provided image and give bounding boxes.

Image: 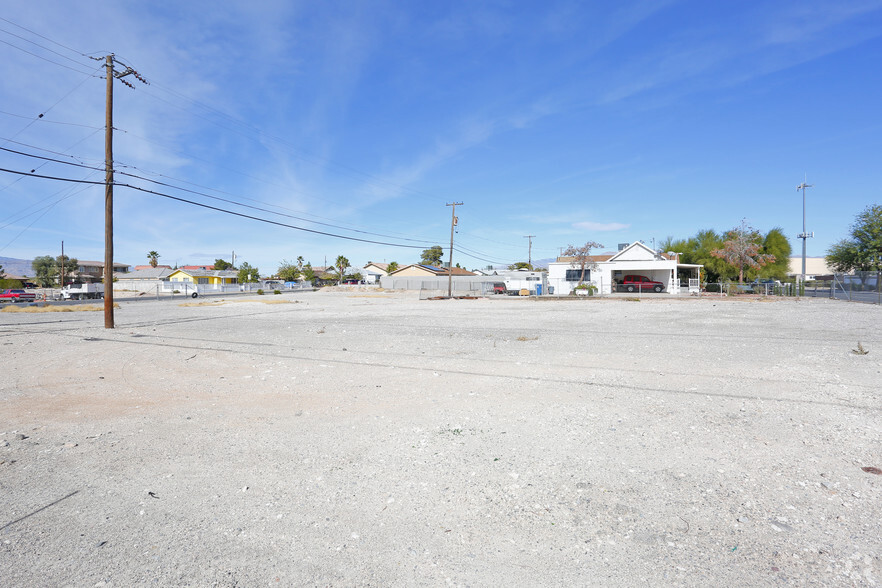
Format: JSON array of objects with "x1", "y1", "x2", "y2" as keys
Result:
[
  {"x1": 0, "y1": 289, "x2": 37, "y2": 303},
  {"x1": 62, "y1": 282, "x2": 104, "y2": 300}
]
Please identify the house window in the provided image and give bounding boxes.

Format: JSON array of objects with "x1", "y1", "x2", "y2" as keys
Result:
[
  {"x1": 565, "y1": 269, "x2": 590, "y2": 281},
  {"x1": 197, "y1": 278, "x2": 209, "y2": 284}
]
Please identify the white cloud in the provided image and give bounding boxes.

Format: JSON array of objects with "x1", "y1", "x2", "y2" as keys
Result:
[{"x1": 572, "y1": 221, "x2": 630, "y2": 231}]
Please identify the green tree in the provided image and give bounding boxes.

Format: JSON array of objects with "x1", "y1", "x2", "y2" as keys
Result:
[
  {"x1": 509, "y1": 262, "x2": 533, "y2": 270},
  {"x1": 335, "y1": 255, "x2": 350, "y2": 285},
  {"x1": 213, "y1": 258, "x2": 232, "y2": 270},
  {"x1": 420, "y1": 245, "x2": 444, "y2": 266},
  {"x1": 826, "y1": 204, "x2": 882, "y2": 272},
  {"x1": 711, "y1": 220, "x2": 775, "y2": 283},
  {"x1": 237, "y1": 262, "x2": 260, "y2": 283},
  {"x1": 32, "y1": 254, "x2": 77, "y2": 287},
  {"x1": 386, "y1": 261, "x2": 399, "y2": 273},
  {"x1": 147, "y1": 251, "x2": 160, "y2": 268},
  {"x1": 277, "y1": 259, "x2": 301, "y2": 282},
  {"x1": 296, "y1": 256, "x2": 304, "y2": 272},
  {"x1": 684, "y1": 229, "x2": 729, "y2": 282},
  {"x1": 757, "y1": 227, "x2": 792, "y2": 280},
  {"x1": 0, "y1": 263, "x2": 4, "y2": 279},
  {"x1": 562, "y1": 241, "x2": 604, "y2": 285},
  {"x1": 301, "y1": 263, "x2": 316, "y2": 282}
]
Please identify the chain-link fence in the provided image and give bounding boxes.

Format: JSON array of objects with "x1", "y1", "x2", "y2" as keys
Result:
[{"x1": 823, "y1": 272, "x2": 882, "y2": 304}]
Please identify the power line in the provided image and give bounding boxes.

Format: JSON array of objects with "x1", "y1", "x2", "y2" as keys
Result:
[
  {"x1": 0, "y1": 109, "x2": 104, "y2": 129},
  {"x1": 0, "y1": 166, "x2": 428, "y2": 249},
  {"x1": 0, "y1": 144, "x2": 438, "y2": 245},
  {"x1": 0, "y1": 38, "x2": 96, "y2": 75},
  {"x1": 0, "y1": 25, "x2": 93, "y2": 68},
  {"x1": 0, "y1": 16, "x2": 90, "y2": 58}
]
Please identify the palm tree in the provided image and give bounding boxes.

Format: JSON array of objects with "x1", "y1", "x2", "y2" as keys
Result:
[
  {"x1": 296, "y1": 256, "x2": 304, "y2": 272},
  {"x1": 387, "y1": 261, "x2": 399, "y2": 273},
  {"x1": 335, "y1": 255, "x2": 349, "y2": 285},
  {"x1": 147, "y1": 251, "x2": 160, "y2": 268}
]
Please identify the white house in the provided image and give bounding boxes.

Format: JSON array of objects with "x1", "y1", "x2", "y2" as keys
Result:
[
  {"x1": 547, "y1": 241, "x2": 702, "y2": 295},
  {"x1": 362, "y1": 262, "x2": 390, "y2": 284}
]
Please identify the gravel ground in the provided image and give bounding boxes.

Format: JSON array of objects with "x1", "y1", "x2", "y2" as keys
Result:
[{"x1": 1, "y1": 289, "x2": 881, "y2": 586}]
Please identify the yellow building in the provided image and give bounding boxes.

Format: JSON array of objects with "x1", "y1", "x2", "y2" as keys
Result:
[{"x1": 168, "y1": 268, "x2": 239, "y2": 286}]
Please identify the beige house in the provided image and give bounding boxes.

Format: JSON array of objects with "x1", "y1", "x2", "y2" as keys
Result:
[{"x1": 388, "y1": 264, "x2": 476, "y2": 277}]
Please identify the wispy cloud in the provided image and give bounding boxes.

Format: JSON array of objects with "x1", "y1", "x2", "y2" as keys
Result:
[{"x1": 572, "y1": 221, "x2": 631, "y2": 231}]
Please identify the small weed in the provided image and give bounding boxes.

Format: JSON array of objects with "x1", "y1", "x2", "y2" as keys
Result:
[
  {"x1": 516, "y1": 335, "x2": 538, "y2": 342},
  {"x1": 317, "y1": 327, "x2": 326, "y2": 334},
  {"x1": 852, "y1": 342, "x2": 869, "y2": 355},
  {"x1": 273, "y1": 289, "x2": 281, "y2": 295},
  {"x1": 624, "y1": 297, "x2": 641, "y2": 302},
  {"x1": 257, "y1": 289, "x2": 264, "y2": 295}
]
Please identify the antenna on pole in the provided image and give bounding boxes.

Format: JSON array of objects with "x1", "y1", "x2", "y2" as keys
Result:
[{"x1": 796, "y1": 176, "x2": 814, "y2": 285}]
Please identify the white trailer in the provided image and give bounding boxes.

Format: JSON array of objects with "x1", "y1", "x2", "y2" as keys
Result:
[
  {"x1": 500, "y1": 271, "x2": 548, "y2": 295},
  {"x1": 62, "y1": 282, "x2": 104, "y2": 300}
]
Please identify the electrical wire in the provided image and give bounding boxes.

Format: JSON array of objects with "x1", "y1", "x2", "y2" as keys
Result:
[
  {"x1": 0, "y1": 144, "x2": 438, "y2": 245},
  {"x1": 0, "y1": 166, "x2": 428, "y2": 249},
  {"x1": 0, "y1": 109, "x2": 104, "y2": 129},
  {"x1": 0, "y1": 17, "x2": 90, "y2": 58},
  {"x1": 0, "y1": 26, "x2": 94, "y2": 68},
  {"x1": 0, "y1": 173, "x2": 98, "y2": 253},
  {"x1": 0, "y1": 38, "x2": 96, "y2": 75}
]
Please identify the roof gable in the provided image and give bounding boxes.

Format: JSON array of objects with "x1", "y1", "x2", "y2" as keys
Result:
[{"x1": 608, "y1": 241, "x2": 663, "y2": 262}]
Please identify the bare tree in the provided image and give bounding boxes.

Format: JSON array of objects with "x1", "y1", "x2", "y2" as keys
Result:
[
  {"x1": 711, "y1": 219, "x2": 775, "y2": 283},
  {"x1": 563, "y1": 241, "x2": 604, "y2": 285}
]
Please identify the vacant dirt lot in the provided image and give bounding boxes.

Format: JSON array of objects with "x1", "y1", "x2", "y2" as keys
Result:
[{"x1": 2, "y1": 290, "x2": 881, "y2": 586}]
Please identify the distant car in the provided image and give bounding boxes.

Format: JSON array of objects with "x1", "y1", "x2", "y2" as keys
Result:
[
  {"x1": 22, "y1": 282, "x2": 37, "y2": 289},
  {"x1": 618, "y1": 275, "x2": 665, "y2": 293},
  {"x1": 750, "y1": 278, "x2": 782, "y2": 293},
  {"x1": 492, "y1": 282, "x2": 506, "y2": 294}
]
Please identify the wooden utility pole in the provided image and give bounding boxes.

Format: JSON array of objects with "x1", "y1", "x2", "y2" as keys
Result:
[
  {"x1": 98, "y1": 54, "x2": 146, "y2": 328},
  {"x1": 104, "y1": 55, "x2": 114, "y2": 328},
  {"x1": 524, "y1": 235, "x2": 535, "y2": 267},
  {"x1": 60, "y1": 240, "x2": 65, "y2": 289},
  {"x1": 446, "y1": 202, "x2": 463, "y2": 298}
]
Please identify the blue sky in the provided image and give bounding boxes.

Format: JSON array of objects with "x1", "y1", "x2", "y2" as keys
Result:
[{"x1": 2, "y1": 1, "x2": 881, "y2": 274}]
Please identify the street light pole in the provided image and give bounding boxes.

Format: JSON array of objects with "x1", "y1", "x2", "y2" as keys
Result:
[{"x1": 796, "y1": 178, "x2": 814, "y2": 284}]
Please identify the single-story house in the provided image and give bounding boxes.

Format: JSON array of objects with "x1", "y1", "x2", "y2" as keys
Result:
[
  {"x1": 168, "y1": 268, "x2": 239, "y2": 286},
  {"x1": 388, "y1": 264, "x2": 476, "y2": 277},
  {"x1": 547, "y1": 241, "x2": 702, "y2": 295},
  {"x1": 363, "y1": 262, "x2": 390, "y2": 284}
]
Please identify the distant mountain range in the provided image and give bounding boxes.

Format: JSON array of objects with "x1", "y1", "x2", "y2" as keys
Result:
[{"x1": 0, "y1": 256, "x2": 34, "y2": 278}]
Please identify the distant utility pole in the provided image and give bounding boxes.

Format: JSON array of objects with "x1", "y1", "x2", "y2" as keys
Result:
[
  {"x1": 60, "y1": 241, "x2": 64, "y2": 289},
  {"x1": 447, "y1": 202, "x2": 463, "y2": 297},
  {"x1": 796, "y1": 177, "x2": 814, "y2": 284},
  {"x1": 524, "y1": 235, "x2": 535, "y2": 267},
  {"x1": 96, "y1": 53, "x2": 147, "y2": 328}
]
